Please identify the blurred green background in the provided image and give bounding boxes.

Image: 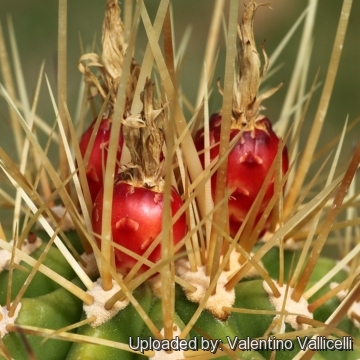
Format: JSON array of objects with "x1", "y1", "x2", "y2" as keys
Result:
[{"x1": 0, "y1": 0, "x2": 359, "y2": 228}]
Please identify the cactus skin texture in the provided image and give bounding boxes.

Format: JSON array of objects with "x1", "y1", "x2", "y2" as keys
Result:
[
  {"x1": 1, "y1": 278, "x2": 84, "y2": 360},
  {"x1": 65, "y1": 282, "x2": 153, "y2": 360},
  {"x1": 0, "y1": 243, "x2": 76, "y2": 303}
]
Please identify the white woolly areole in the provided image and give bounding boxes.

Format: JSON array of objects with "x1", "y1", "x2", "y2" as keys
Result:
[
  {"x1": 36, "y1": 205, "x2": 75, "y2": 231},
  {"x1": 0, "y1": 237, "x2": 42, "y2": 272},
  {"x1": 0, "y1": 303, "x2": 22, "y2": 338},
  {"x1": 150, "y1": 325, "x2": 184, "y2": 360},
  {"x1": 282, "y1": 237, "x2": 305, "y2": 251},
  {"x1": 263, "y1": 281, "x2": 312, "y2": 333},
  {"x1": 84, "y1": 278, "x2": 129, "y2": 327},
  {"x1": 223, "y1": 249, "x2": 263, "y2": 279},
  {"x1": 330, "y1": 282, "x2": 348, "y2": 301},
  {"x1": 79, "y1": 252, "x2": 99, "y2": 278},
  {"x1": 330, "y1": 282, "x2": 360, "y2": 328},
  {"x1": 335, "y1": 260, "x2": 350, "y2": 274},
  {"x1": 148, "y1": 274, "x2": 162, "y2": 298},
  {"x1": 50, "y1": 205, "x2": 75, "y2": 231},
  {"x1": 347, "y1": 301, "x2": 360, "y2": 328},
  {"x1": 263, "y1": 226, "x2": 303, "y2": 251},
  {"x1": 151, "y1": 251, "x2": 258, "y2": 300},
  {"x1": 176, "y1": 259, "x2": 235, "y2": 320}
]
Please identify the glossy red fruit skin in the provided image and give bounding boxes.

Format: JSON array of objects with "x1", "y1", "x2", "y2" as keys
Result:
[
  {"x1": 79, "y1": 117, "x2": 123, "y2": 203},
  {"x1": 92, "y1": 182, "x2": 187, "y2": 274},
  {"x1": 194, "y1": 113, "x2": 289, "y2": 237}
]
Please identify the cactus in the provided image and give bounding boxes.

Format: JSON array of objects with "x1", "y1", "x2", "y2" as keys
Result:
[{"x1": 0, "y1": 1, "x2": 359, "y2": 359}]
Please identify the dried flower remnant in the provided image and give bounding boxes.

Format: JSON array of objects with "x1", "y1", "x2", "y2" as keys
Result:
[
  {"x1": 78, "y1": 0, "x2": 140, "y2": 202},
  {"x1": 195, "y1": 0, "x2": 288, "y2": 238},
  {"x1": 92, "y1": 79, "x2": 187, "y2": 275}
]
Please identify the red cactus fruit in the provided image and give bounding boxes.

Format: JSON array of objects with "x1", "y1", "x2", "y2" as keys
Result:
[
  {"x1": 193, "y1": 1, "x2": 290, "y2": 238},
  {"x1": 195, "y1": 114, "x2": 288, "y2": 238},
  {"x1": 79, "y1": 117, "x2": 123, "y2": 203},
  {"x1": 92, "y1": 79, "x2": 187, "y2": 275},
  {"x1": 92, "y1": 182, "x2": 187, "y2": 274}
]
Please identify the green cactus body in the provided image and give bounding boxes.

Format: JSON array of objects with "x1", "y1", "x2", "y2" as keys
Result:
[
  {"x1": 65, "y1": 282, "x2": 152, "y2": 360},
  {"x1": 0, "y1": 242, "x2": 77, "y2": 303},
  {"x1": 174, "y1": 283, "x2": 266, "y2": 360},
  {"x1": 133, "y1": 298, "x2": 189, "y2": 360},
  {"x1": 1, "y1": 278, "x2": 84, "y2": 360}
]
